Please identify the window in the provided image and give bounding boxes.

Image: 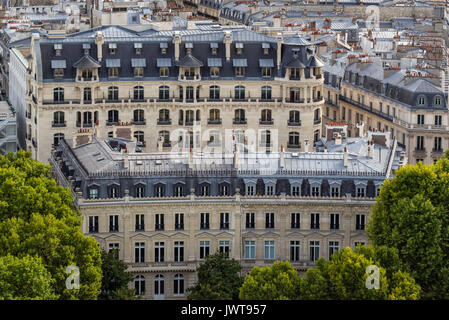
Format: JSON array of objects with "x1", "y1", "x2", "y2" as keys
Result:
[
  {"x1": 220, "y1": 184, "x2": 229, "y2": 196},
  {"x1": 135, "y1": 185, "x2": 145, "y2": 198},
  {"x1": 155, "y1": 185, "x2": 164, "y2": 197},
  {"x1": 134, "y1": 67, "x2": 143, "y2": 77},
  {"x1": 109, "y1": 215, "x2": 119, "y2": 232},
  {"x1": 174, "y1": 213, "x2": 184, "y2": 230},
  {"x1": 435, "y1": 115, "x2": 442, "y2": 126},
  {"x1": 261, "y1": 109, "x2": 272, "y2": 122},
  {"x1": 220, "y1": 213, "x2": 229, "y2": 229},
  {"x1": 173, "y1": 274, "x2": 184, "y2": 296},
  {"x1": 210, "y1": 67, "x2": 219, "y2": 77},
  {"x1": 330, "y1": 213, "x2": 339, "y2": 230},
  {"x1": 133, "y1": 86, "x2": 144, "y2": 101},
  {"x1": 135, "y1": 242, "x2": 145, "y2": 263},
  {"x1": 83, "y1": 111, "x2": 92, "y2": 127},
  {"x1": 159, "y1": 86, "x2": 169, "y2": 100},
  {"x1": 356, "y1": 214, "x2": 366, "y2": 230},
  {"x1": 331, "y1": 186, "x2": 340, "y2": 197},
  {"x1": 83, "y1": 88, "x2": 92, "y2": 102},
  {"x1": 154, "y1": 275, "x2": 164, "y2": 297},
  {"x1": 266, "y1": 185, "x2": 274, "y2": 195},
  {"x1": 234, "y1": 86, "x2": 245, "y2": 100},
  {"x1": 311, "y1": 186, "x2": 320, "y2": 197},
  {"x1": 54, "y1": 68, "x2": 63, "y2": 78},
  {"x1": 292, "y1": 185, "x2": 301, "y2": 196},
  {"x1": 53, "y1": 133, "x2": 64, "y2": 147},
  {"x1": 417, "y1": 136, "x2": 424, "y2": 150},
  {"x1": 155, "y1": 214, "x2": 164, "y2": 230},
  {"x1": 289, "y1": 110, "x2": 300, "y2": 125},
  {"x1": 356, "y1": 187, "x2": 365, "y2": 198},
  {"x1": 134, "y1": 131, "x2": 144, "y2": 145},
  {"x1": 261, "y1": 86, "x2": 272, "y2": 100},
  {"x1": 199, "y1": 241, "x2": 210, "y2": 259},
  {"x1": 417, "y1": 114, "x2": 425, "y2": 125},
  {"x1": 262, "y1": 67, "x2": 271, "y2": 77},
  {"x1": 260, "y1": 130, "x2": 271, "y2": 147},
  {"x1": 289, "y1": 87, "x2": 301, "y2": 102},
  {"x1": 88, "y1": 216, "x2": 98, "y2": 233},
  {"x1": 245, "y1": 240, "x2": 256, "y2": 259},
  {"x1": 108, "y1": 86, "x2": 118, "y2": 101},
  {"x1": 434, "y1": 137, "x2": 442, "y2": 151},
  {"x1": 53, "y1": 87, "x2": 64, "y2": 102},
  {"x1": 174, "y1": 185, "x2": 183, "y2": 197},
  {"x1": 200, "y1": 184, "x2": 210, "y2": 196},
  {"x1": 107, "y1": 110, "x2": 119, "y2": 124},
  {"x1": 310, "y1": 241, "x2": 320, "y2": 261},
  {"x1": 160, "y1": 67, "x2": 168, "y2": 77},
  {"x1": 291, "y1": 213, "x2": 300, "y2": 229},
  {"x1": 290, "y1": 241, "x2": 301, "y2": 262},
  {"x1": 154, "y1": 242, "x2": 165, "y2": 262},
  {"x1": 89, "y1": 187, "x2": 99, "y2": 199},
  {"x1": 219, "y1": 240, "x2": 230, "y2": 255},
  {"x1": 246, "y1": 213, "x2": 255, "y2": 229},
  {"x1": 209, "y1": 85, "x2": 220, "y2": 100},
  {"x1": 246, "y1": 184, "x2": 255, "y2": 196},
  {"x1": 434, "y1": 95, "x2": 442, "y2": 106},
  {"x1": 290, "y1": 68, "x2": 300, "y2": 80},
  {"x1": 108, "y1": 67, "x2": 118, "y2": 78},
  {"x1": 311, "y1": 213, "x2": 320, "y2": 229},
  {"x1": 134, "y1": 275, "x2": 145, "y2": 295},
  {"x1": 288, "y1": 132, "x2": 300, "y2": 147},
  {"x1": 264, "y1": 240, "x2": 275, "y2": 259},
  {"x1": 329, "y1": 241, "x2": 339, "y2": 259},
  {"x1": 265, "y1": 213, "x2": 274, "y2": 228},
  {"x1": 109, "y1": 243, "x2": 119, "y2": 258},
  {"x1": 235, "y1": 66, "x2": 245, "y2": 77},
  {"x1": 135, "y1": 214, "x2": 145, "y2": 231},
  {"x1": 174, "y1": 241, "x2": 184, "y2": 262},
  {"x1": 200, "y1": 213, "x2": 210, "y2": 230},
  {"x1": 234, "y1": 109, "x2": 246, "y2": 122},
  {"x1": 417, "y1": 95, "x2": 426, "y2": 106}
]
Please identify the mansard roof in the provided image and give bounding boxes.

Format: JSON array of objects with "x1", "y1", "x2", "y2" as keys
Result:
[{"x1": 73, "y1": 54, "x2": 101, "y2": 68}]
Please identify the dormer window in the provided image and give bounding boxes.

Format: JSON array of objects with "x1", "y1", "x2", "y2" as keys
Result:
[
  {"x1": 185, "y1": 42, "x2": 193, "y2": 54},
  {"x1": 160, "y1": 67, "x2": 168, "y2": 77},
  {"x1": 157, "y1": 58, "x2": 171, "y2": 77},
  {"x1": 54, "y1": 68, "x2": 63, "y2": 78},
  {"x1": 262, "y1": 43, "x2": 270, "y2": 55},
  {"x1": 210, "y1": 43, "x2": 218, "y2": 55},
  {"x1": 106, "y1": 59, "x2": 120, "y2": 78},
  {"x1": 83, "y1": 43, "x2": 90, "y2": 55},
  {"x1": 109, "y1": 43, "x2": 117, "y2": 54},
  {"x1": 131, "y1": 59, "x2": 146, "y2": 78},
  {"x1": 51, "y1": 60, "x2": 66, "y2": 78},
  {"x1": 160, "y1": 42, "x2": 167, "y2": 54},
  {"x1": 236, "y1": 42, "x2": 243, "y2": 54},
  {"x1": 54, "y1": 43, "x2": 62, "y2": 56},
  {"x1": 208, "y1": 58, "x2": 221, "y2": 77},
  {"x1": 417, "y1": 95, "x2": 426, "y2": 106},
  {"x1": 434, "y1": 95, "x2": 442, "y2": 107},
  {"x1": 260, "y1": 59, "x2": 273, "y2": 78},
  {"x1": 134, "y1": 43, "x2": 142, "y2": 55},
  {"x1": 210, "y1": 67, "x2": 219, "y2": 77},
  {"x1": 233, "y1": 59, "x2": 247, "y2": 77}
]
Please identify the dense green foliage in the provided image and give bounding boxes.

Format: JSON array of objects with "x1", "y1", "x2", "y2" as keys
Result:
[
  {"x1": 100, "y1": 250, "x2": 135, "y2": 300},
  {"x1": 0, "y1": 151, "x2": 102, "y2": 299},
  {"x1": 239, "y1": 260, "x2": 301, "y2": 300},
  {"x1": 368, "y1": 150, "x2": 449, "y2": 299},
  {"x1": 0, "y1": 254, "x2": 57, "y2": 300},
  {"x1": 188, "y1": 252, "x2": 243, "y2": 300}
]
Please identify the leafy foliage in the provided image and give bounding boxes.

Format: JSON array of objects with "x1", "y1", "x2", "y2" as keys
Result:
[
  {"x1": 368, "y1": 151, "x2": 449, "y2": 299},
  {"x1": 100, "y1": 250, "x2": 135, "y2": 300},
  {"x1": 188, "y1": 252, "x2": 243, "y2": 300}
]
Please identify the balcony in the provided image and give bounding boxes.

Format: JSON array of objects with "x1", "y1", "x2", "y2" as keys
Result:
[
  {"x1": 43, "y1": 100, "x2": 70, "y2": 105},
  {"x1": 76, "y1": 75, "x2": 98, "y2": 82},
  {"x1": 286, "y1": 98, "x2": 305, "y2": 104},
  {"x1": 135, "y1": 225, "x2": 145, "y2": 232},
  {"x1": 52, "y1": 121, "x2": 66, "y2": 128},
  {"x1": 106, "y1": 120, "x2": 119, "y2": 126},
  {"x1": 287, "y1": 142, "x2": 301, "y2": 149},
  {"x1": 207, "y1": 118, "x2": 222, "y2": 125},
  {"x1": 233, "y1": 118, "x2": 247, "y2": 125},
  {"x1": 259, "y1": 119, "x2": 273, "y2": 125},
  {"x1": 314, "y1": 119, "x2": 322, "y2": 125},
  {"x1": 179, "y1": 74, "x2": 201, "y2": 81},
  {"x1": 313, "y1": 96, "x2": 323, "y2": 102},
  {"x1": 83, "y1": 122, "x2": 93, "y2": 128},
  {"x1": 133, "y1": 119, "x2": 146, "y2": 126},
  {"x1": 157, "y1": 119, "x2": 171, "y2": 125},
  {"x1": 339, "y1": 95, "x2": 393, "y2": 122},
  {"x1": 288, "y1": 120, "x2": 301, "y2": 126},
  {"x1": 413, "y1": 148, "x2": 426, "y2": 156}
]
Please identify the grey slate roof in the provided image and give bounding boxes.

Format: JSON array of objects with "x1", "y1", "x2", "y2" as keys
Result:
[
  {"x1": 51, "y1": 60, "x2": 66, "y2": 69},
  {"x1": 72, "y1": 55, "x2": 101, "y2": 68},
  {"x1": 176, "y1": 53, "x2": 204, "y2": 67}
]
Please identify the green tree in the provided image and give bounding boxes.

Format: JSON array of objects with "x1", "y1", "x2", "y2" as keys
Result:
[
  {"x1": 239, "y1": 260, "x2": 301, "y2": 300},
  {"x1": 0, "y1": 151, "x2": 102, "y2": 299},
  {"x1": 368, "y1": 152, "x2": 449, "y2": 299},
  {"x1": 299, "y1": 246, "x2": 420, "y2": 300},
  {"x1": 0, "y1": 254, "x2": 57, "y2": 300},
  {"x1": 100, "y1": 250, "x2": 135, "y2": 300},
  {"x1": 188, "y1": 252, "x2": 243, "y2": 300}
]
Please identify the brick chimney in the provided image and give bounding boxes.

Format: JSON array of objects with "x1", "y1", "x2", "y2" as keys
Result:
[{"x1": 72, "y1": 128, "x2": 93, "y2": 147}]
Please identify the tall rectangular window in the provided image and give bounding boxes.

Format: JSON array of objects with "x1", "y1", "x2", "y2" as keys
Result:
[
  {"x1": 245, "y1": 240, "x2": 255, "y2": 259},
  {"x1": 154, "y1": 242, "x2": 165, "y2": 262},
  {"x1": 109, "y1": 215, "x2": 119, "y2": 232},
  {"x1": 417, "y1": 114, "x2": 425, "y2": 125},
  {"x1": 290, "y1": 240, "x2": 301, "y2": 262},
  {"x1": 356, "y1": 214, "x2": 366, "y2": 230},
  {"x1": 356, "y1": 187, "x2": 365, "y2": 198},
  {"x1": 417, "y1": 136, "x2": 424, "y2": 150},
  {"x1": 311, "y1": 213, "x2": 320, "y2": 229},
  {"x1": 89, "y1": 216, "x2": 99, "y2": 233},
  {"x1": 331, "y1": 186, "x2": 340, "y2": 197},
  {"x1": 200, "y1": 213, "x2": 210, "y2": 230},
  {"x1": 135, "y1": 242, "x2": 145, "y2": 263},
  {"x1": 135, "y1": 214, "x2": 145, "y2": 231},
  {"x1": 246, "y1": 213, "x2": 255, "y2": 229},
  {"x1": 291, "y1": 213, "x2": 300, "y2": 229},
  {"x1": 199, "y1": 241, "x2": 210, "y2": 259},
  {"x1": 220, "y1": 213, "x2": 229, "y2": 230},
  {"x1": 434, "y1": 137, "x2": 442, "y2": 151},
  {"x1": 265, "y1": 213, "x2": 274, "y2": 228},
  {"x1": 174, "y1": 241, "x2": 184, "y2": 262},
  {"x1": 155, "y1": 214, "x2": 164, "y2": 230},
  {"x1": 175, "y1": 213, "x2": 184, "y2": 230},
  {"x1": 264, "y1": 240, "x2": 275, "y2": 259},
  {"x1": 310, "y1": 241, "x2": 320, "y2": 261},
  {"x1": 219, "y1": 240, "x2": 230, "y2": 255},
  {"x1": 435, "y1": 115, "x2": 442, "y2": 126},
  {"x1": 292, "y1": 186, "x2": 301, "y2": 196},
  {"x1": 330, "y1": 213, "x2": 340, "y2": 230},
  {"x1": 329, "y1": 241, "x2": 339, "y2": 259},
  {"x1": 109, "y1": 243, "x2": 119, "y2": 258}
]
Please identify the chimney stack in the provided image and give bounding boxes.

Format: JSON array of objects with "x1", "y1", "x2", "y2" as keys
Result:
[
  {"x1": 95, "y1": 31, "x2": 104, "y2": 62},
  {"x1": 343, "y1": 146, "x2": 349, "y2": 167},
  {"x1": 368, "y1": 141, "x2": 374, "y2": 159},
  {"x1": 356, "y1": 122, "x2": 365, "y2": 137},
  {"x1": 224, "y1": 30, "x2": 232, "y2": 61},
  {"x1": 173, "y1": 31, "x2": 181, "y2": 61}
]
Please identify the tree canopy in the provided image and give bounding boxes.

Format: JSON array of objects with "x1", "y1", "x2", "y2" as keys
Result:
[
  {"x1": 188, "y1": 252, "x2": 243, "y2": 300},
  {"x1": 100, "y1": 250, "x2": 135, "y2": 300},
  {"x1": 368, "y1": 151, "x2": 449, "y2": 299},
  {"x1": 0, "y1": 151, "x2": 102, "y2": 299}
]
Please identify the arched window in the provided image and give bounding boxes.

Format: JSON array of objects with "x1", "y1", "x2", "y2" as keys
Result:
[
  {"x1": 158, "y1": 109, "x2": 170, "y2": 124},
  {"x1": 107, "y1": 110, "x2": 119, "y2": 124},
  {"x1": 288, "y1": 132, "x2": 300, "y2": 148},
  {"x1": 196, "y1": 109, "x2": 201, "y2": 121},
  {"x1": 133, "y1": 86, "x2": 144, "y2": 101},
  {"x1": 234, "y1": 109, "x2": 246, "y2": 123},
  {"x1": 53, "y1": 133, "x2": 64, "y2": 147},
  {"x1": 173, "y1": 274, "x2": 184, "y2": 296},
  {"x1": 83, "y1": 111, "x2": 92, "y2": 127},
  {"x1": 289, "y1": 110, "x2": 300, "y2": 125},
  {"x1": 209, "y1": 109, "x2": 220, "y2": 122},
  {"x1": 53, "y1": 111, "x2": 65, "y2": 126},
  {"x1": 108, "y1": 86, "x2": 119, "y2": 101},
  {"x1": 154, "y1": 274, "x2": 165, "y2": 298},
  {"x1": 261, "y1": 86, "x2": 272, "y2": 100},
  {"x1": 109, "y1": 185, "x2": 119, "y2": 198},
  {"x1": 185, "y1": 110, "x2": 194, "y2": 125},
  {"x1": 134, "y1": 131, "x2": 144, "y2": 145},
  {"x1": 209, "y1": 85, "x2": 220, "y2": 100},
  {"x1": 53, "y1": 87, "x2": 64, "y2": 102},
  {"x1": 234, "y1": 85, "x2": 245, "y2": 100},
  {"x1": 159, "y1": 86, "x2": 169, "y2": 100},
  {"x1": 260, "y1": 109, "x2": 272, "y2": 123},
  {"x1": 133, "y1": 109, "x2": 145, "y2": 124},
  {"x1": 434, "y1": 95, "x2": 443, "y2": 107},
  {"x1": 135, "y1": 275, "x2": 145, "y2": 296}
]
